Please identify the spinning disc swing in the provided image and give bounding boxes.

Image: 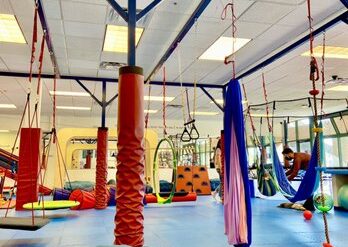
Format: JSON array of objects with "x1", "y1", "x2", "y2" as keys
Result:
[
  {"x1": 152, "y1": 66, "x2": 178, "y2": 204},
  {"x1": 0, "y1": 5, "x2": 50, "y2": 230}
]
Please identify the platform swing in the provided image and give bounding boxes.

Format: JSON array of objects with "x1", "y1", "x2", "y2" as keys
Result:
[
  {"x1": 0, "y1": 5, "x2": 50, "y2": 230},
  {"x1": 152, "y1": 66, "x2": 178, "y2": 204},
  {"x1": 221, "y1": 2, "x2": 252, "y2": 246}
]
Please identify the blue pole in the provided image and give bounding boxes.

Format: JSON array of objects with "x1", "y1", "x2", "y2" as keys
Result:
[
  {"x1": 128, "y1": 0, "x2": 136, "y2": 66},
  {"x1": 101, "y1": 81, "x2": 107, "y2": 128}
]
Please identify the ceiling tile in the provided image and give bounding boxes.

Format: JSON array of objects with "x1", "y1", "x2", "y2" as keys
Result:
[
  {"x1": 63, "y1": 21, "x2": 105, "y2": 38},
  {"x1": 65, "y1": 36, "x2": 103, "y2": 51},
  {"x1": 61, "y1": 1, "x2": 107, "y2": 24},
  {"x1": 42, "y1": 0, "x2": 62, "y2": 20}
]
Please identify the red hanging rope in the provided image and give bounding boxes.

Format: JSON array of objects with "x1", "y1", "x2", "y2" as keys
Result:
[
  {"x1": 261, "y1": 73, "x2": 272, "y2": 132},
  {"x1": 144, "y1": 84, "x2": 151, "y2": 130},
  {"x1": 162, "y1": 66, "x2": 167, "y2": 136},
  {"x1": 320, "y1": 32, "x2": 326, "y2": 115},
  {"x1": 29, "y1": 7, "x2": 38, "y2": 83},
  {"x1": 221, "y1": 2, "x2": 237, "y2": 79}
]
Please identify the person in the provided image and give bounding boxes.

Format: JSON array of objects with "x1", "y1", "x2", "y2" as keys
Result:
[
  {"x1": 282, "y1": 147, "x2": 311, "y2": 181},
  {"x1": 282, "y1": 147, "x2": 314, "y2": 211},
  {"x1": 212, "y1": 140, "x2": 222, "y2": 201}
]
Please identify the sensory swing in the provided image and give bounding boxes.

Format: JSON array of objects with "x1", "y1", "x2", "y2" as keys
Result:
[
  {"x1": 151, "y1": 66, "x2": 178, "y2": 204},
  {"x1": 0, "y1": 5, "x2": 78, "y2": 230},
  {"x1": 261, "y1": 0, "x2": 333, "y2": 244},
  {"x1": 221, "y1": 2, "x2": 252, "y2": 246}
]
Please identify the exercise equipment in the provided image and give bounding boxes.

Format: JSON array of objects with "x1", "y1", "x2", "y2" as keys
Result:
[
  {"x1": 338, "y1": 185, "x2": 348, "y2": 210},
  {"x1": 313, "y1": 193, "x2": 334, "y2": 213},
  {"x1": 23, "y1": 200, "x2": 80, "y2": 210},
  {"x1": 224, "y1": 79, "x2": 252, "y2": 247},
  {"x1": 69, "y1": 189, "x2": 96, "y2": 210},
  {"x1": 145, "y1": 192, "x2": 197, "y2": 203},
  {"x1": 0, "y1": 217, "x2": 49, "y2": 231},
  {"x1": 53, "y1": 188, "x2": 71, "y2": 201},
  {"x1": 153, "y1": 138, "x2": 177, "y2": 204}
]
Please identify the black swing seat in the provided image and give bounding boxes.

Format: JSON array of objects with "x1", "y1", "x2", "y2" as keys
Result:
[{"x1": 0, "y1": 217, "x2": 49, "y2": 231}]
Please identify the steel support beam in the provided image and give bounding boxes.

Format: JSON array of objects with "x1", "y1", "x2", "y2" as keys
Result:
[
  {"x1": 106, "y1": 0, "x2": 128, "y2": 22},
  {"x1": 75, "y1": 79, "x2": 102, "y2": 106},
  {"x1": 145, "y1": 0, "x2": 212, "y2": 82},
  {"x1": 37, "y1": 0, "x2": 60, "y2": 76},
  {"x1": 101, "y1": 81, "x2": 107, "y2": 128},
  {"x1": 234, "y1": 10, "x2": 348, "y2": 82},
  {"x1": 128, "y1": 0, "x2": 136, "y2": 66},
  {"x1": 200, "y1": 87, "x2": 224, "y2": 112},
  {"x1": 106, "y1": 94, "x2": 119, "y2": 106},
  {"x1": 0, "y1": 71, "x2": 223, "y2": 88},
  {"x1": 137, "y1": 0, "x2": 163, "y2": 21}
]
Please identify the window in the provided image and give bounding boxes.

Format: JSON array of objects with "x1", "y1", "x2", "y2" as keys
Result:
[
  {"x1": 299, "y1": 141, "x2": 311, "y2": 154},
  {"x1": 322, "y1": 119, "x2": 336, "y2": 136},
  {"x1": 340, "y1": 137, "x2": 348, "y2": 167},
  {"x1": 323, "y1": 138, "x2": 339, "y2": 168},
  {"x1": 333, "y1": 116, "x2": 348, "y2": 134},
  {"x1": 287, "y1": 141, "x2": 297, "y2": 152},
  {"x1": 297, "y1": 118, "x2": 310, "y2": 140},
  {"x1": 288, "y1": 122, "x2": 296, "y2": 141}
]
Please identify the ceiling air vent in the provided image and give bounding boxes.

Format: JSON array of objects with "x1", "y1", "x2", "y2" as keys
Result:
[{"x1": 100, "y1": 61, "x2": 126, "y2": 70}]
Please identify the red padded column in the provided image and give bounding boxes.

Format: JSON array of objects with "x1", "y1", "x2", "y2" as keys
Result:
[
  {"x1": 16, "y1": 128, "x2": 41, "y2": 210},
  {"x1": 95, "y1": 127, "x2": 109, "y2": 209},
  {"x1": 115, "y1": 66, "x2": 145, "y2": 247},
  {"x1": 85, "y1": 152, "x2": 91, "y2": 169}
]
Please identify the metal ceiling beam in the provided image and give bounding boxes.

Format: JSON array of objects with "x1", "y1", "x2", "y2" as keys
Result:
[
  {"x1": 136, "y1": 0, "x2": 163, "y2": 21},
  {"x1": 106, "y1": 0, "x2": 128, "y2": 22},
  {"x1": 233, "y1": 10, "x2": 348, "y2": 83},
  {"x1": 37, "y1": 0, "x2": 60, "y2": 76},
  {"x1": 145, "y1": 0, "x2": 212, "y2": 82},
  {"x1": 0, "y1": 71, "x2": 224, "y2": 88},
  {"x1": 339, "y1": 0, "x2": 348, "y2": 8},
  {"x1": 200, "y1": 87, "x2": 224, "y2": 112}
]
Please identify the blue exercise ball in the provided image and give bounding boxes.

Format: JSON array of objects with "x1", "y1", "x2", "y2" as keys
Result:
[{"x1": 338, "y1": 185, "x2": 348, "y2": 210}]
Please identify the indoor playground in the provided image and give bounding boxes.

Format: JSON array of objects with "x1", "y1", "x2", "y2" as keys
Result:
[{"x1": 0, "y1": 0, "x2": 348, "y2": 247}]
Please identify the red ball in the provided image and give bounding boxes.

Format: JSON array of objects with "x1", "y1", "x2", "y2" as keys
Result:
[
  {"x1": 303, "y1": 210, "x2": 313, "y2": 220},
  {"x1": 323, "y1": 243, "x2": 333, "y2": 247}
]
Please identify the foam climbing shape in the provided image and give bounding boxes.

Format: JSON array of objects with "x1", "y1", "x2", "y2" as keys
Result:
[
  {"x1": 115, "y1": 66, "x2": 145, "y2": 247},
  {"x1": 192, "y1": 166, "x2": 211, "y2": 195},
  {"x1": 69, "y1": 189, "x2": 95, "y2": 210},
  {"x1": 176, "y1": 166, "x2": 193, "y2": 193}
]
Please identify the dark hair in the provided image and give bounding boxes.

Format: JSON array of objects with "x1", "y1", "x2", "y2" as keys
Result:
[
  {"x1": 216, "y1": 139, "x2": 221, "y2": 149},
  {"x1": 282, "y1": 147, "x2": 293, "y2": 155}
]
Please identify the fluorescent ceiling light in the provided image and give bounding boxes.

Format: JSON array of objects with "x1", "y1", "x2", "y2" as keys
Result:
[
  {"x1": 249, "y1": 113, "x2": 273, "y2": 117},
  {"x1": 327, "y1": 85, "x2": 348, "y2": 92},
  {"x1": 103, "y1": 25, "x2": 144, "y2": 53},
  {"x1": 191, "y1": 111, "x2": 219, "y2": 116},
  {"x1": 144, "y1": 96, "x2": 175, "y2": 102},
  {"x1": 50, "y1": 91, "x2": 90, "y2": 97},
  {"x1": 0, "y1": 130, "x2": 10, "y2": 133},
  {"x1": 144, "y1": 109, "x2": 158, "y2": 114},
  {"x1": 301, "y1": 46, "x2": 348, "y2": 59},
  {"x1": 199, "y1": 37, "x2": 251, "y2": 61},
  {"x1": 0, "y1": 14, "x2": 26, "y2": 44},
  {"x1": 0, "y1": 103, "x2": 16, "y2": 109},
  {"x1": 57, "y1": 106, "x2": 91, "y2": 111},
  {"x1": 210, "y1": 99, "x2": 247, "y2": 104}
]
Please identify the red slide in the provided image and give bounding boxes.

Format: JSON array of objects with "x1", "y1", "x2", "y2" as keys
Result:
[{"x1": 0, "y1": 147, "x2": 52, "y2": 195}]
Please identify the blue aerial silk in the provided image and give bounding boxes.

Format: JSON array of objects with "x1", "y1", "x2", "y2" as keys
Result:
[
  {"x1": 224, "y1": 79, "x2": 252, "y2": 247},
  {"x1": 270, "y1": 132, "x2": 321, "y2": 202}
]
